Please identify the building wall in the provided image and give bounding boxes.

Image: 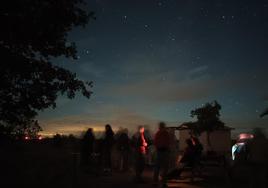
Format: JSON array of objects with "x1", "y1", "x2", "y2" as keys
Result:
[
  {"x1": 178, "y1": 129, "x2": 191, "y2": 152},
  {"x1": 179, "y1": 129, "x2": 232, "y2": 154}
]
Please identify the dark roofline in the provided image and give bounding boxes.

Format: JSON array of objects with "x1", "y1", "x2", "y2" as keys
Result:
[{"x1": 167, "y1": 122, "x2": 235, "y2": 131}]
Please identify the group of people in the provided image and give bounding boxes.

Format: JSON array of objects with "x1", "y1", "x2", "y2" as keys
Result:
[
  {"x1": 80, "y1": 124, "x2": 135, "y2": 174},
  {"x1": 132, "y1": 122, "x2": 204, "y2": 187},
  {"x1": 80, "y1": 122, "x2": 203, "y2": 187},
  {"x1": 80, "y1": 124, "x2": 118, "y2": 174}
]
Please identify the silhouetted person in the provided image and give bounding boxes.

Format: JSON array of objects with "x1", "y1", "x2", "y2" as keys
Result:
[
  {"x1": 153, "y1": 122, "x2": 170, "y2": 187},
  {"x1": 167, "y1": 138, "x2": 196, "y2": 179},
  {"x1": 117, "y1": 128, "x2": 130, "y2": 172},
  {"x1": 132, "y1": 125, "x2": 148, "y2": 183},
  {"x1": 191, "y1": 136, "x2": 203, "y2": 164},
  {"x1": 247, "y1": 128, "x2": 268, "y2": 188},
  {"x1": 80, "y1": 128, "x2": 95, "y2": 168},
  {"x1": 102, "y1": 124, "x2": 114, "y2": 174},
  {"x1": 180, "y1": 138, "x2": 196, "y2": 165},
  {"x1": 53, "y1": 133, "x2": 62, "y2": 147}
]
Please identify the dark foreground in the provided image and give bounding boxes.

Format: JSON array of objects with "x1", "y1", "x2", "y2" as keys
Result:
[{"x1": 0, "y1": 141, "x2": 263, "y2": 188}]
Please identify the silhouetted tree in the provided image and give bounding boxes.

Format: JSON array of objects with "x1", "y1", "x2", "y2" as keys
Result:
[
  {"x1": 260, "y1": 108, "x2": 268, "y2": 118},
  {"x1": 0, "y1": 0, "x2": 95, "y2": 138},
  {"x1": 190, "y1": 101, "x2": 225, "y2": 149},
  {"x1": 13, "y1": 119, "x2": 42, "y2": 139}
]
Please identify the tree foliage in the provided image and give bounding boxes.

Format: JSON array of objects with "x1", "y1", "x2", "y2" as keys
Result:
[
  {"x1": 260, "y1": 108, "x2": 268, "y2": 118},
  {"x1": 0, "y1": 0, "x2": 94, "y2": 137},
  {"x1": 190, "y1": 100, "x2": 225, "y2": 135},
  {"x1": 185, "y1": 101, "x2": 225, "y2": 150}
]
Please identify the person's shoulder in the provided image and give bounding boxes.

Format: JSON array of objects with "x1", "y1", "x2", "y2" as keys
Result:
[{"x1": 155, "y1": 130, "x2": 160, "y2": 136}]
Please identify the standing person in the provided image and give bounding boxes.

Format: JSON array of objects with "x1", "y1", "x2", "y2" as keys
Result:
[
  {"x1": 153, "y1": 122, "x2": 170, "y2": 187},
  {"x1": 247, "y1": 128, "x2": 268, "y2": 188},
  {"x1": 117, "y1": 128, "x2": 130, "y2": 172},
  {"x1": 132, "y1": 125, "x2": 148, "y2": 183},
  {"x1": 102, "y1": 124, "x2": 114, "y2": 174},
  {"x1": 80, "y1": 128, "x2": 95, "y2": 167}
]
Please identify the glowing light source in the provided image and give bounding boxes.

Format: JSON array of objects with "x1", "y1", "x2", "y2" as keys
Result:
[{"x1": 238, "y1": 133, "x2": 254, "y2": 141}]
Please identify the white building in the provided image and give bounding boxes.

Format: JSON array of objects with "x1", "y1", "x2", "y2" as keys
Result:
[{"x1": 177, "y1": 123, "x2": 233, "y2": 155}]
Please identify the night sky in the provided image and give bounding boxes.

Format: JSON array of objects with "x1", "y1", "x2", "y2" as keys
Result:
[{"x1": 38, "y1": 0, "x2": 268, "y2": 137}]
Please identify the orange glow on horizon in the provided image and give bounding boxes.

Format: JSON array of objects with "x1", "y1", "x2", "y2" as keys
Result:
[{"x1": 40, "y1": 125, "x2": 120, "y2": 137}]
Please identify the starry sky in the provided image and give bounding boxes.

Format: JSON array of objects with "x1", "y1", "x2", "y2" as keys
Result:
[{"x1": 38, "y1": 0, "x2": 268, "y2": 137}]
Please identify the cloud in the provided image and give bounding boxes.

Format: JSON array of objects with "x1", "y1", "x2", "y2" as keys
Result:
[
  {"x1": 108, "y1": 73, "x2": 218, "y2": 102},
  {"x1": 106, "y1": 64, "x2": 268, "y2": 104},
  {"x1": 187, "y1": 65, "x2": 209, "y2": 79}
]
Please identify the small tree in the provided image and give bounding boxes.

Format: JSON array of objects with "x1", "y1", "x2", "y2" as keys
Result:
[{"x1": 190, "y1": 101, "x2": 225, "y2": 150}]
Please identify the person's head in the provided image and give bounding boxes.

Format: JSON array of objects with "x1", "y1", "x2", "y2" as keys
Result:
[
  {"x1": 86, "y1": 128, "x2": 93, "y2": 134},
  {"x1": 84, "y1": 128, "x2": 94, "y2": 139},
  {"x1": 105, "y1": 124, "x2": 112, "y2": 132},
  {"x1": 123, "y1": 128, "x2": 129, "y2": 134},
  {"x1": 138, "y1": 125, "x2": 145, "y2": 134},
  {"x1": 159, "y1": 122, "x2": 166, "y2": 130}
]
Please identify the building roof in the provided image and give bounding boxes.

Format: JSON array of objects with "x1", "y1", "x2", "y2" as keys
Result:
[{"x1": 170, "y1": 121, "x2": 234, "y2": 131}]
